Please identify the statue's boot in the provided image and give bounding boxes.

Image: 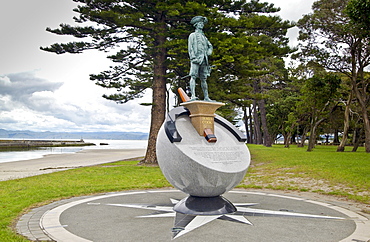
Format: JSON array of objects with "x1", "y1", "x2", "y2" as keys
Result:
[{"x1": 203, "y1": 91, "x2": 214, "y2": 102}]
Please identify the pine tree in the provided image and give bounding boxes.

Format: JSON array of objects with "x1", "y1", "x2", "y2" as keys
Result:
[{"x1": 41, "y1": 0, "x2": 290, "y2": 163}]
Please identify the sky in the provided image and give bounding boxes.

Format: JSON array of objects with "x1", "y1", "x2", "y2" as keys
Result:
[{"x1": 0, "y1": 0, "x2": 315, "y2": 133}]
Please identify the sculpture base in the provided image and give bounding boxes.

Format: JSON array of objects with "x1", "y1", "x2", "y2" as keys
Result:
[
  {"x1": 173, "y1": 195, "x2": 236, "y2": 215},
  {"x1": 180, "y1": 101, "x2": 225, "y2": 136}
]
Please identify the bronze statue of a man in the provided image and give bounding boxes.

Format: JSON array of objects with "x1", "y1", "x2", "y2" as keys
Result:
[{"x1": 188, "y1": 16, "x2": 213, "y2": 102}]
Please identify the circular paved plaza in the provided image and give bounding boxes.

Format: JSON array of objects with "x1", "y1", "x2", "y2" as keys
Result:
[{"x1": 17, "y1": 189, "x2": 370, "y2": 242}]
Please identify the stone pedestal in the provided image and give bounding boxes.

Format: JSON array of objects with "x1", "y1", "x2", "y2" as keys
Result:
[
  {"x1": 157, "y1": 111, "x2": 250, "y2": 198},
  {"x1": 157, "y1": 102, "x2": 250, "y2": 215},
  {"x1": 180, "y1": 101, "x2": 225, "y2": 136}
]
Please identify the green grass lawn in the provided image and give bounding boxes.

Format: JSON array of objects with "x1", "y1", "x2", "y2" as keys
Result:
[
  {"x1": 0, "y1": 145, "x2": 369, "y2": 241},
  {"x1": 0, "y1": 161, "x2": 170, "y2": 241},
  {"x1": 241, "y1": 144, "x2": 370, "y2": 204}
]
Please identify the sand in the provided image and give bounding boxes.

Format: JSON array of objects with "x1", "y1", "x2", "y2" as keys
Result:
[{"x1": 0, "y1": 149, "x2": 146, "y2": 181}]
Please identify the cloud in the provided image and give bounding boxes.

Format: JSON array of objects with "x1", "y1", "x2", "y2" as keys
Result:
[
  {"x1": 0, "y1": 72, "x2": 63, "y2": 102},
  {"x1": 267, "y1": 0, "x2": 314, "y2": 21},
  {"x1": 0, "y1": 95, "x2": 14, "y2": 112},
  {"x1": 0, "y1": 71, "x2": 151, "y2": 132},
  {"x1": 273, "y1": 0, "x2": 315, "y2": 47}
]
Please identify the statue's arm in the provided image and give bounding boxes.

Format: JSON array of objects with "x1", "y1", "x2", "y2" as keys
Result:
[
  {"x1": 207, "y1": 39, "x2": 213, "y2": 56},
  {"x1": 188, "y1": 33, "x2": 197, "y2": 61}
]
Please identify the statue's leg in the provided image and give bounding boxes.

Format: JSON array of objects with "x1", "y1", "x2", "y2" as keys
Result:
[
  {"x1": 189, "y1": 62, "x2": 199, "y2": 101},
  {"x1": 199, "y1": 60, "x2": 213, "y2": 102},
  {"x1": 190, "y1": 76, "x2": 198, "y2": 101},
  {"x1": 201, "y1": 78, "x2": 212, "y2": 102}
]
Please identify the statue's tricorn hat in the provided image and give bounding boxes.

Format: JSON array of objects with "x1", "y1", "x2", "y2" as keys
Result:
[{"x1": 190, "y1": 16, "x2": 208, "y2": 25}]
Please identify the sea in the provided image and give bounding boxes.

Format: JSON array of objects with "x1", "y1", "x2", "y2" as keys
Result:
[{"x1": 0, "y1": 139, "x2": 148, "y2": 164}]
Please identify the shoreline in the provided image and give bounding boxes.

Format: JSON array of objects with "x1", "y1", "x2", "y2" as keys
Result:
[
  {"x1": 0, "y1": 139, "x2": 148, "y2": 164},
  {"x1": 0, "y1": 148, "x2": 146, "y2": 181},
  {"x1": 0, "y1": 139, "x2": 95, "y2": 149}
]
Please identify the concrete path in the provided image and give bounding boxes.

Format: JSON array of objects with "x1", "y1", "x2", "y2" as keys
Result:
[{"x1": 0, "y1": 149, "x2": 146, "y2": 181}]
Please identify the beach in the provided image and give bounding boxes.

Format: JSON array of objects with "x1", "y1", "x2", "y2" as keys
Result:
[{"x1": 0, "y1": 148, "x2": 146, "y2": 181}]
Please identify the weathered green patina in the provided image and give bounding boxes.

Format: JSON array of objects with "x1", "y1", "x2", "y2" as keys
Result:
[{"x1": 188, "y1": 16, "x2": 213, "y2": 102}]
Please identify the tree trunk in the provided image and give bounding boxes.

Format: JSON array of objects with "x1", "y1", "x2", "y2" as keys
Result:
[
  {"x1": 284, "y1": 123, "x2": 296, "y2": 148},
  {"x1": 249, "y1": 106, "x2": 254, "y2": 144},
  {"x1": 307, "y1": 118, "x2": 325, "y2": 151},
  {"x1": 291, "y1": 133, "x2": 297, "y2": 145},
  {"x1": 258, "y1": 99, "x2": 272, "y2": 147},
  {"x1": 333, "y1": 129, "x2": 340, "y2": 144},
  {"x1": 357, "y1": 95, "x2": 370, "y2": 152},
  {"x1": 141, "y1": 24, "x2": 167, "y2": 164},
  {"x1": 298, "y1": 126, "x2": 309, "y2": 147},
  {"x1": 352, "y1": 78, "x2": 370, "y2": 153},
  {"x1": 243, "y1": 107, "x2": 251, "y2": 143},
  {"x1": 352, "y1": 128, "x2": 362, "y2": 152},
  {"x1": 253, "y1": 100, "x2": 263, "y2": 144},
  {"x1": 284, "y1": 132, "x2": 291, "y2": 148},
  {"x1": 307, "y1": 122, "x2": 316, "y2": 151},
  {"x1": 324, "y1": 135, "x2": 330, "y2": 144},
  {"x1": 350, "y1": 42, "x2": 370, "y2": 153},
  {"x1": 337, "y1": 91, "x2": 353, "y2": 152},
  {"x1": 360, "y1": 106, "x2": 370, "y2": 153}
]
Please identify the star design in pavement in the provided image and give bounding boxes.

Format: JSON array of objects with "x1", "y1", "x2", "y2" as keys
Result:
[{"x1": 105, "y1": 197, "x2": 344, "y2": 239}]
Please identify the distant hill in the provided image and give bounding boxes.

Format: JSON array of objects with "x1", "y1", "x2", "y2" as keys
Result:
[{"x1": 0, "y1": 129, "x2": 148, "y2": 140}]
